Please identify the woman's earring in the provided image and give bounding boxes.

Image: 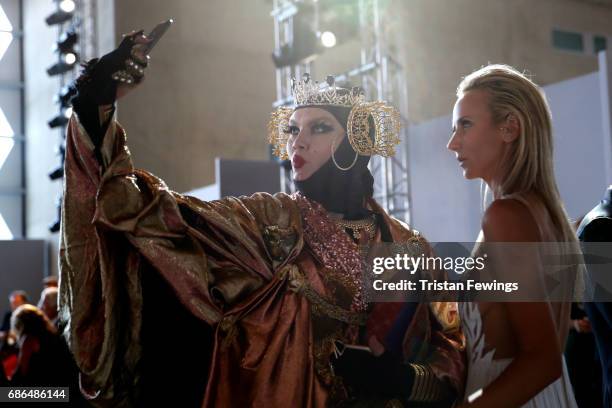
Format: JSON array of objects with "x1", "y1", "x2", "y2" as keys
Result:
[{"x1": 331, "y1": 136, "x2": 358, "y2": 171}]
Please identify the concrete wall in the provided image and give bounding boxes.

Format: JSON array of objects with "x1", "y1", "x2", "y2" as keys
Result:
[
  {"x1": 546, "y1": 71, "x2": 608, "y2": 217},
  {"x1": 0, "y1": 240, "x2": 47, "y2": 315},
  {"x1": 394, "y1": 0, "x2": 612, "y2": 123},
  {"x1": 114, "y1": 0, "x2": 276, "y2": 193}
]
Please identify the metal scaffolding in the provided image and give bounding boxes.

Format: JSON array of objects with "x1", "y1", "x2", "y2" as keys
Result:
[
  {"x1": 271, "y1": 0, "x2": 411, "y2": 223},
  {"x1": 47, "y1": 0, "x2": 98, "y2": 232},
  {"x1": 75, "y1": 0, "x2": 98, "y2": 62},
  {"x1": 271, "y1": 0, "x2": 314, "y2": 194}
]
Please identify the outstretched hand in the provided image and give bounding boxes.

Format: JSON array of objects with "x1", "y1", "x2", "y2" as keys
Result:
[
  {"x1": 72, "y1": 29, "x2": 152, "y2": 107},
  {"x1": 115, "y1": 30, "x2": 152, "y2": 100}
]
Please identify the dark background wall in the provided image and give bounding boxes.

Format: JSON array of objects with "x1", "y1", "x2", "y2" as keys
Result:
[{"x1": 0, "y1": 239, "x2": 47, "y2": 316}]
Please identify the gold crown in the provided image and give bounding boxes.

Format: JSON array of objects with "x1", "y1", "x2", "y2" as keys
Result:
[
  {"x1": 292, "y1": 74, "x2": 365, "y2": 107},
  {"x1": 268, "y1": 74, "x2": 401, "y2": 161}
]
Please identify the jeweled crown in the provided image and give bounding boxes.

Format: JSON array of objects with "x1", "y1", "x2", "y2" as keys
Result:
[
  {"x1": 268, "y1": 74, "x2": 401, "y2": 160},
  {"x1": 292, "y1": 74, "x2": 365, "y2": 107}
]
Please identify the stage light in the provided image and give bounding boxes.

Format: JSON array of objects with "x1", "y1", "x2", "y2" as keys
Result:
[
  {"x1": 271, "y1": 3, "x2": 322, "y2": 68},
  {"x1": 48, "y1": 113, "x2": 69, "y2": 129},
  {"x1": 49, "y1": 220, "x2": 60, "y2": 233},
  {"x1": 45, "y1": 10, "x2": 72, "y2": 26},
  {"x1": 59, "y1": 0, "x2": 75, "y2": 13},
  {"x1": 63, "y1": 52, "x2": 76, "y2": 64},
  {"x1": 272, "y1": 44, "x2": 294, "y2": 68},
  {"x1": 49, "y1": 198, "x2": 62, "y2": 233},
  {"x1": 49, "y1": 142, "x2": 66, "y2": 181},
  {"x1": 56, "y1": 31, "x2": 78, "y2": 53},
  {"x1": 49, "y1": 215, "x2": 60, "y2": 233},
  {"x1": 320, "y1": 31, "x2": 336, "y2": 48},
  {"x1": 54, "y1": 85, "x2": 76, "y2": 108},
  {"x1": 52, "y1": 31, "x2": 79, "y2": 70},
  {"x1": 48, "y1": 165, "x2": 64, "y2": 181},
  {"x1": 56, "y1": 143, "x2": 65, "y2": 159},
  {"x1": 46, "y1": 59, "x2": 75, "y2": 76},
  {"x1": 272, "y1": 30, "x2": 321, "y2": 68}
]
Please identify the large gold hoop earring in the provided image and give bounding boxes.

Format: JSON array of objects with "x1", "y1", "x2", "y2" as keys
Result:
[{"x1": 331, "y1": 136, "x2": 358, "y2": 171}]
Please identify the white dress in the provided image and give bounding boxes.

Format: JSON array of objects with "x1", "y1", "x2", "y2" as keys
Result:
[
  {"x1": 461, "y1": 302, "x2": 577, "y2": 407},
  {"x1": 460, "y1": 194, "x2": 578, "y2": 407}
]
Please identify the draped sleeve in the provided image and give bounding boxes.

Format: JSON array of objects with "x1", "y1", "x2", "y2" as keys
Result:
[{"x1": 59, "y1": 111, "x2": 303, "y2": 403}]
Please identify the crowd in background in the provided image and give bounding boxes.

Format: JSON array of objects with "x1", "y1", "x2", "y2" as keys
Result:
[
  {"x1": 0, "y1": 275, "x2": 605, "y2": 406},
  {"x1": 0, "y1": 277, "x2": 86, "y2": 405}
]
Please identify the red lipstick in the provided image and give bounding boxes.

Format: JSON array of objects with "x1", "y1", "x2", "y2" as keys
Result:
[{"x1": 292, "y1": 155, "x2": 306, "y2": 169}]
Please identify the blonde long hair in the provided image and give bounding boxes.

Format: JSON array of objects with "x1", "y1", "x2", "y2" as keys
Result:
[{"x1": 457, "y1": 64, "x2": 576, "y2": 244}]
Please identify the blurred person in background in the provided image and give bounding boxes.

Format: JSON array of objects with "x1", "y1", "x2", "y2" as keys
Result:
[
  {"x1": 577, "y1": 186, "x2": 612, "y2": 408},
  {"x1": 0, "y1": 358, "x2": 7, "y2": 386},
  {"x1": 565, "y1": 303, "x2": 602, "y2": 407},
  {"x1": 37, "y1": 287, "x2": 59, "y2": 327},
  {"x1": 563, "y1": 217, "x2": 602, "y2": 407},
  {"x1": 0, "y1": 290, "x2": 27, "y2": 388},
  {"x1": 42, "y1": 276, "x2": 58, "y2": 289},
  {"x1": 9, "y1": 305, "x2": 78, "y2": 387},
  {"x1": 0, "y1": 290, "x2": 29, "y2": 335}
]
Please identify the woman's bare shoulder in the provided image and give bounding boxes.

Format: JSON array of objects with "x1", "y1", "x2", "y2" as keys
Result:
[{"x1": 482, "y1": 198, "x2": 540, "y2": 242}]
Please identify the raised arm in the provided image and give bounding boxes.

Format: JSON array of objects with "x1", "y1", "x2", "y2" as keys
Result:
[
  {"x1": 70, "y1": 30, "x2": 150, "y2": 158},
  {"x1": 59, "y1": 31, "x2": 303, "y2": 405}
]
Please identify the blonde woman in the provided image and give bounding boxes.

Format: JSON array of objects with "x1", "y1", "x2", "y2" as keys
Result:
[{"x1": 447, "y1": 64, "x2": 578, "y2": 407}]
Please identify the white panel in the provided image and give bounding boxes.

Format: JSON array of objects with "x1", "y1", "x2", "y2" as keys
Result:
[
  {"x1": 0, "y1": 33, "x2": 20, "y2": 81},
  {"x1": 0, "y1": 213, "x2": 12, "y2": 239},
  {"x1": 0, "y1": 88, "x2": 20, "y2": 135},
  {"x1": 0, "y1": 4, "x2": 13, "y2": 32},
  {"x1": 0, "y1": 136, "x2": 13, "y2": 170},
  {"x1": 545, "y1": 72, "x2": 606, "y2": 218},
  {"x1": 0, "y1": 31, "x2": 11, "y2": 60},
  {"x1": 0, "y1": 1, "x2": 20, "y2": 32},
  {"x1": 0, "y1": 195, "x2": 22, "y2": 238},
  {"x1": 0, "y1": 105, "x2": 12, "y2": 136},
  {"x1": 0, "y1": 139, "x2": 21, "y2": 188},
  {"x1": 408, "y1": 116, "x2": 482, "y2": 242}
]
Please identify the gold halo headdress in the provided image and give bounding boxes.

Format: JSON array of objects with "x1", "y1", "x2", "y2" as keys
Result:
[{"x1": 267, "y1": 74, "x2": 401, "y2": 161}]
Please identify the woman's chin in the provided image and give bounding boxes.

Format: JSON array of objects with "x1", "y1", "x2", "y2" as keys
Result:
[
  {"x1": 293, "y1": 170, "x2": 311, "y2": 181},
  {"x1": 292, "y1": 170, "x2": 308, "y2": 181},
  {"x1": 462, "y1": 169, "x2": 476, "y2": 180}
]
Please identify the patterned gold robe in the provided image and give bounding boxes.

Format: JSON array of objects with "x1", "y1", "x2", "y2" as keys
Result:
[{"x1": 59, "y1": 111, "x2": 465, "y2": 407}]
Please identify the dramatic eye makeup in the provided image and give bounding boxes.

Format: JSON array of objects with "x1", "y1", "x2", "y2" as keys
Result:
[
  {"x1": 284, "y1": 119, "x2": 335, "y2": 136},
  {"x1": 311, "y1": 121, "x2": 333, "y2": 134},
  {"x1": 283, "y1": 125, "x2": 300, "y2": 136}
]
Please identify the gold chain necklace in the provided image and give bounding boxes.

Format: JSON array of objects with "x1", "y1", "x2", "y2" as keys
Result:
[{"x1": 334, "y1": 215, "x2": 377, "y2": 240}]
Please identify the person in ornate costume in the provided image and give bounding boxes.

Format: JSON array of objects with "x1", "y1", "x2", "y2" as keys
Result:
[{"x1": 60, "y1": 31, "x2": 464, "y2": 407}]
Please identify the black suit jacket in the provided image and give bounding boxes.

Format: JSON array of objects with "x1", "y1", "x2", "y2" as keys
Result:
[{"x1": 577, "y1": 186, "x2": 612, "y2": 408}]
